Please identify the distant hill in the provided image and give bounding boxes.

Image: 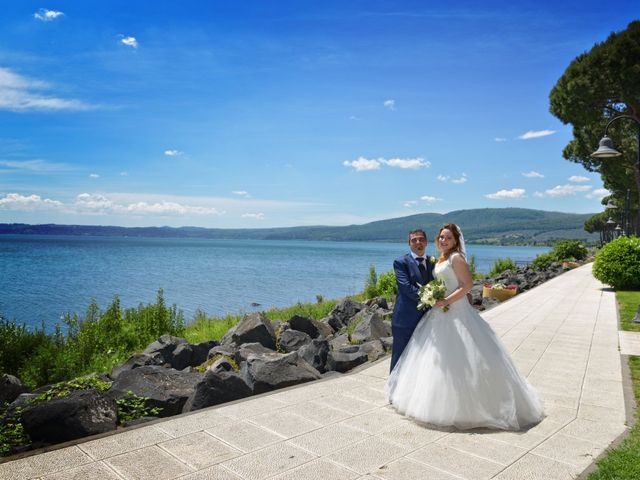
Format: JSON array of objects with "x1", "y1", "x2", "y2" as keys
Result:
[{"x1": 0, "y1": 208, "x2": 599, "y2": 245}]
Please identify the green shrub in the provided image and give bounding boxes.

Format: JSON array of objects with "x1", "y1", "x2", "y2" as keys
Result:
[
  {"x1": 531, "y1": 252, "x2": 557, "y2": 271},
  {"x1": 552, "y1": 239, "x2": 588, "y2": 261},
  {"x1": 489, "y1": 258, "x2": 516, "y2": 278},
  {"x1": 376, "y1": 270, "x2": 398, "y2": 298},
  {"x1": 363, "y1": 265, "x2": 379, "y2": 299},
  {"x1": 592, "y1": 236, "x2": 640, "y2": 290}
]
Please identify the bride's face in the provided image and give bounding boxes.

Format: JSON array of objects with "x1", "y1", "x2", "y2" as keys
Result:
[{"x1": 438, "y1": 229, "x2": 457, "y2": 253}]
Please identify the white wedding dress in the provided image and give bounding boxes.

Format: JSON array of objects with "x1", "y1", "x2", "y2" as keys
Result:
[{"x1": 386, "y1": 253, "x2": 544, "y2": 430}]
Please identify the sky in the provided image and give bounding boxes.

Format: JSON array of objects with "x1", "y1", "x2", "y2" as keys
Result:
[{"x1": 0, "y1": 1, "x2": 638, "y2": 229}]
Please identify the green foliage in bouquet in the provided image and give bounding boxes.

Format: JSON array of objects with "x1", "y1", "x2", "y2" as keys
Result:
[{"x1": 593, "y1": 236, "x2": 640, "y2": 290}]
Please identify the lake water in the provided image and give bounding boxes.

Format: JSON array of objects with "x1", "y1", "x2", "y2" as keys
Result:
[{"x1": 0, "y1": 235, "x2": 549, "y2": 331}]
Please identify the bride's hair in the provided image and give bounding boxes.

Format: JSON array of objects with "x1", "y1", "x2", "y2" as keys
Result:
[{"x1": 437, "y1": 223, "x2": 464, "y2": 261}]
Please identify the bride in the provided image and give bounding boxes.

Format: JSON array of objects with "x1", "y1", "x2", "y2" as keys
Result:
[{"x1": 386, "y1": 223, "x2": 544, "y2": 430}]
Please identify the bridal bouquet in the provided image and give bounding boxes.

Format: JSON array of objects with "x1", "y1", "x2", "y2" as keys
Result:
[{"x1": 418, "y1": 278, "x2": 449, "y2": 312}]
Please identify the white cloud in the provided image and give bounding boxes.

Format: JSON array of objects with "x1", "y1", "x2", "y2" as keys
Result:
[
  {"x1": 383, "y1": 99, "x2": 395, "y2": 110},
  {"x1": 382, "y1": 157, "x2": 429, "y2": 169},
  {"x1": 533, "y1": 191, "x2": 544, "y2": 198},
  {"x1": 494, "y1": 137, "x2": 507, "y2": 142},
  {"x1": 343, "y1": 157, "x2": 382, "y2": 171},
  {"x1": 538, "y1": 184, "x2": 592, "y2": 197},
  {"x1": 0, "y1": 193, "x2": 63, "y2": 211},
  {"x1": 437, "y1": 173, "x2": 467, "y2": 183},
  {"x1": 232, "y1": 190, "x2": 251, "y2": 198},
  {"x1": 121, "y1": 36, "x2": 138, "y2": 48},
  {"x1": 164, "y1": 149, "x2": 183, "y2": 156},
  {"x1": 0, "y1": 67, "x2": 93, "y2": 112},
  {"x1": 343, "y1": 156, "x2": 429, "y2": 171},
  {"x1": 0, "y1": 159, "x2": 70, "y2": 172},
  {"x1": 242, "y1": 213, "x2": 265, "y2": 220},
  {"x1": 522, "y1": 171, "x2": 544, "y2": 178},
  {"x1": 125, "y1": 201, "x2": 221, "y2": 215},
  {"x1": 75, "y1": 193, "x2": 114, "y2": 211},
  {"x1": 34, "y1": 9, "x2": 64, "y2": 21},
  {"x1": 568, "y1": 175, "x2": 589, "y2": 183},
  {"x1": 485, "y1": 188, "x2": 526, "y2": 200},
  {"x1": 420, "y1": 195, "x2": 442, "y2": 204},
  {"x1": 89, "y1": 173, "x2": 100, "y2": 178},
  {"x1": 451, "y1": 173, "x2": 468, "y2": 184},
  {"x1": 120, "y1": 171, "x2": 128, "y2": 176},
  {"x1": 585, "y1": 188, "x2": 611, "y2": 200},
  {"x1": 73, "y1": 193, "x2": 225, "y2": 216},
  {"x1": 517, "y1": 130, "x2": 556, "y2": 140},
  {"x1": 403, "y1": 200, "x2": 418, "y2": 208}
]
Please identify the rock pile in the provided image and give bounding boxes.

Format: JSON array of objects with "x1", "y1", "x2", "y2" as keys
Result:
[{"x1": 0, "y1": 261, "x2": 573, "y2": 455}]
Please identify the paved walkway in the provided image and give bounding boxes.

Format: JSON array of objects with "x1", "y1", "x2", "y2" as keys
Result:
[{"x1": 0, "y1": 264, "x2": 631, "y2": 480}]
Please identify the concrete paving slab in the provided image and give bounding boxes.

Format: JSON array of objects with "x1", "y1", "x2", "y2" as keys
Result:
[
  {"x1": 104, "y1": 445, "x2": 194, "y2": 480},
  {"x1": 205, "y1": 420, "x2": 286, "y2": 453},
  {"x1": 158, "y1": 431, "x2": 242, "y2": 469},
  {"x1": 176, "y1": 465, "x2": 243, "y2": 480},
  {"x1": 619, "y1": 331, "x2": 640, "y2": 355},
  {"x1": 39, "y1": 461, "x2": 121, "y2": 480},
  {"x1": 0, "y1": 264, "x2": 632, "y2": 480}
]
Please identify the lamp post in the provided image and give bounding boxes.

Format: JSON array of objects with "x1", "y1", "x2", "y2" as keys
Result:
[
  {"x1": 591, "y1": 114, "x2": 640, "y2": 236},
  {"x1": 606, "y1": 217, "x2": 616, "y2": 243}
]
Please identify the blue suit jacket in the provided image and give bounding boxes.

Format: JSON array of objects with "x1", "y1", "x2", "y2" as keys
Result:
[{"x1": 391, "y1": 253, "x2": 435, "y2": 330}]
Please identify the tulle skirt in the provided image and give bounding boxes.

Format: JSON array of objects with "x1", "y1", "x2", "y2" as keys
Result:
[{"x1": 386, "y1": 299, "x2": 544, "y2": 430}]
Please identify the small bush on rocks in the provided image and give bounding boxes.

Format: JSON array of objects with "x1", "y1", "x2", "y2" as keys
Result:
[
  {"x1": 553, "y1": 240, "x2": 588, "y2": 261},
  {"x1": 593, "y1": 236, "x2": 640, "y2": 290},
  {"x1": 489, "y1": 258, "x2": 516, "y2": 278}
]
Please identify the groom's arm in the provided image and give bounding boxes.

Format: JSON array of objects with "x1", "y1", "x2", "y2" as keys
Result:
[{"x1": 393, "y1": 258, "x2": 420, "y2": 302}]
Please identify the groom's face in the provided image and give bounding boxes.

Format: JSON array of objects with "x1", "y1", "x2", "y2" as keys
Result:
[{"x1": 409, "y1": 233, "x2": 427, "y2": 256}]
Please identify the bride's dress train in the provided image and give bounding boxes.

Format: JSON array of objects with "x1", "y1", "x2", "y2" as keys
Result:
[{"x1": 386, "y1": 253, "x2": 544, "y2": 430}]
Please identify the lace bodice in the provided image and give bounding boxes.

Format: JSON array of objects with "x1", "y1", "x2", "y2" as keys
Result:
[{"x1": 434, "y1": 253, "x2": 461, "y2": 295}]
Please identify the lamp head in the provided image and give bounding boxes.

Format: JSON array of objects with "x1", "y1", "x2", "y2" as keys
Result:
[{"x1": 592, "y1": 135, "x2": 622, "y2": 158}]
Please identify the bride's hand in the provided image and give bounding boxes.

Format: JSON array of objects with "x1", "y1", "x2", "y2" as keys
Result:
[{"x1": 435, "y1": 299, "x2": 449, "y2": 309}]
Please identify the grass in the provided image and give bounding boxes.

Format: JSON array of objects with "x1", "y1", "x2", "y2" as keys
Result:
[
  {"x1": 183, "y1": 298, "x2": 343, "y2": 344},
  {"x1": 587, "y1": 290, "x2": 640, "y2": 480}
]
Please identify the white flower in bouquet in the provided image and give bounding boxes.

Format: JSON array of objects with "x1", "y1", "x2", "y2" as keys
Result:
[{"x1": 418, "y1": 278, "x2": 449, "y2": 312}]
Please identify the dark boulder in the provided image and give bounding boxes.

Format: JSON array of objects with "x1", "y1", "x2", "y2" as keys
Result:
[
  {"x1": 329, "y1": 333, "x2": 351, "y2": 351},
  {"x1": 235, "y1": 342, "x2": 276, "y2": 364},
  {"x1": 0, "y1": 374, "x2": 28, "y2": 404},
  {"x1": 278, "y1": 329, "x2": 312, "y2": 353},
  {"x1": 111, "y1": 353, "x2": 163, "y2": 380},
  {"x1": 325, "y1": 299, "x2": 366, "y2": 331},
  {"x1": 183, "y1": 369, "x2": 252, "y2": 412},
  {"x1": 358, "y1": 340, "x2": 386, "y2": 361},
  {"x1": 240, "y1": 351, "x2": 321, "y2": 394},
  {"x1": 221, "y1": 312, "x2": 276, "y2": 350},
  {"x1": 208, "y1": 343, "x2": 238, "y2": 359},
  {"x1": 297, "y1": 338, "x2": 330, "y2": 373},
  {"x1": 326, "y1": 348, "x2": 369, "y2": 373},
  {"x1": 21, "y1": 389, "x2": 117, "y2": 444},
  {"x1": 288, "y1": 315, "x2": 333, "y2": 339},
  {"x1": 350, "y1": 310, "x2": 391, "y2": 344},
  {"x1": 142, "y1": 335, "x2": 216, "y2": 370},
  {"x1": 108, "y1": 366, "x2": 202, "y2": 417},
  {"x1": 143, "y1": 335, "x2": 188, "y2": 363}
]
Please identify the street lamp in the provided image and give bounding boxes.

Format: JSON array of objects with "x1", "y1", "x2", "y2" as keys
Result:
[
  {"x1": 606, "y1": 217, "x2": 616, "y2": 243},
  {"x1": 591, "y1": 114, "x2": 640, "y2": 235}
]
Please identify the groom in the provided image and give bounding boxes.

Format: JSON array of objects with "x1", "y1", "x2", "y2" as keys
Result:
[{"x1": 390, "y1": 229, "x2": 434, "y2": 372}]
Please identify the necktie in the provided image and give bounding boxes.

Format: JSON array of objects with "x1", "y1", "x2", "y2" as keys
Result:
[{"x1": 416, "y1": 257, "x2": 428, "y2": 283}]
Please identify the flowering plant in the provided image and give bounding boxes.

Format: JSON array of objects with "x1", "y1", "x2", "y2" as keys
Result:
[{"x1": 418, "y1": 278, "x2": 449, "y2": 312}]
